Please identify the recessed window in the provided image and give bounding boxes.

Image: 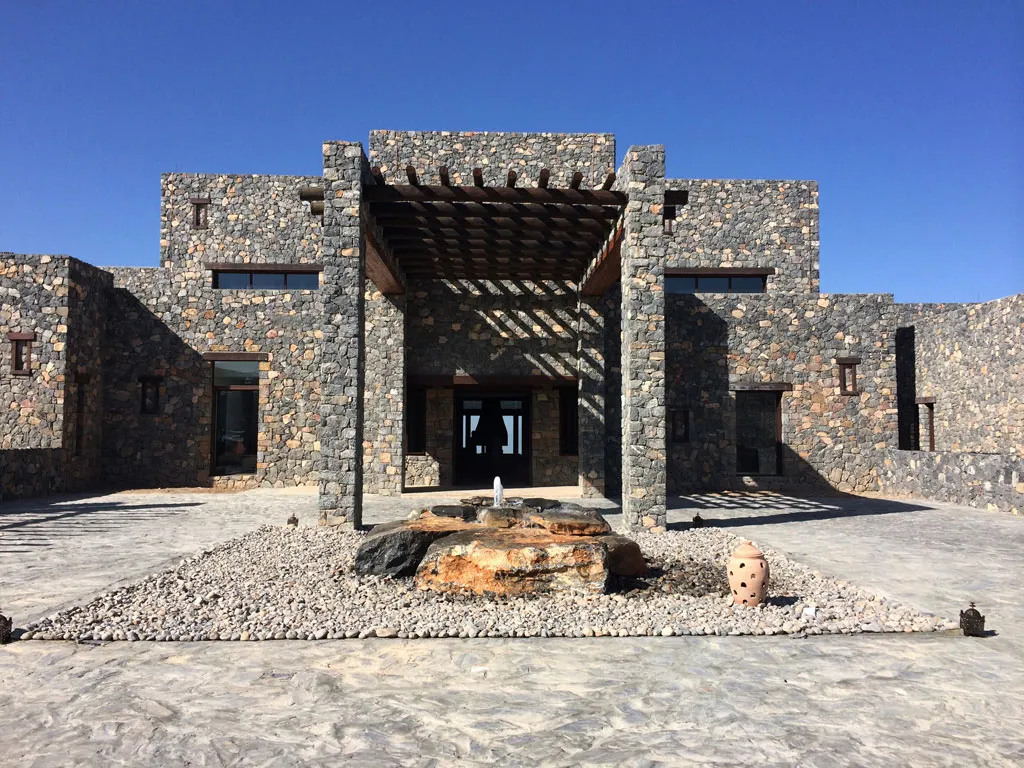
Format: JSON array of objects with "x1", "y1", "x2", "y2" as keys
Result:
[
  {"x1": 663, "y1": 204, "x2": 677, "y2": 234},
  {"x1": 8, "y1": 333, "x2": 34, "y2": 375},
  {"x1": 669, "y1": 409, "x2": 690, "y2": 443},
  {"x1": 213, "y1": 361, "x2": 260, "y2": 387},
  {"x1": 140, "y1": 376, "x2": 162, "y2": 415},
  {"x1": 213, "y1": 270, "x2": 320, "y2": 290},
  {"x1": 191, "y1": 198, "x2": 209, "y2": 229},
  {"x1": 666, "y1": 274, "x2": 767, "y2": 294},
  {"x1": 837, "y1": 358, "x2": 861, "y2": 396},
  {"x1": 407, "y1": 387, "x2": 427, "y2": 454},
  {"x1": 559, "y1": 386, "x2": 579, "y2": 456}
]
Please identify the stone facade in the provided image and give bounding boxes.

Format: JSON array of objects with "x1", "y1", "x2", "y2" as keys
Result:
[{"x1": 2, "y1": 130, "x2": 1020, "y2": 527}]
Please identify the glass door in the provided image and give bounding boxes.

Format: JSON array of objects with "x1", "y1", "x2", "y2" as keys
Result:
[{"x1": 454, "y1": 393, "x2": 531, "y2": 487}]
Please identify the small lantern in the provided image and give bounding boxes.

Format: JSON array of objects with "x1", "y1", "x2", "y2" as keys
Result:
[
  {"x1": 0, "y1": 613, "x2": 11, "y2": 645},
  {"x1": 692, "y1": 513, "x2": 705, "y2": 529},
  {"x1": 286, "y1": 514, "x2": 298, "y2": 528},
  {"x1": 960, "y1": 603, "x2": 986, "y2": 637}
]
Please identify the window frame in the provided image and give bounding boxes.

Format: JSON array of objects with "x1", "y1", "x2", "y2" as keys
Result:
[
  {"x1": 664, "y1": 268, "x2": 774, "y2": 295},
  {"x1": 8, "y1": 332, "x2": 34, "y2": 376},
  {"x1": 837, "y1": 357, "x2": 861, "y2": 396},
  {"x1": 139, "y1": 375, "x2": 162, "y2": 415},
  {"x1": 210, "y1": 264, "x2": 322, "y2": 291},
  {"x1": 190, "y1": 197, "x2": 210, "y2": 229}
]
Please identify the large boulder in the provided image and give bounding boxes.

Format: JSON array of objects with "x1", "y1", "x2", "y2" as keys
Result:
[
  {"x1": 415, "y1": 529, "x2": 609, "y2": 596},
  {"x1": 354, "y1": 514, "x2": 479, "y2": 577},
  {"x1": 597, "y1": 534, "x2": 649, "y2": 577}
]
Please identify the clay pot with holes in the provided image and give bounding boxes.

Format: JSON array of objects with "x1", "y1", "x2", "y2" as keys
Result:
[{"x1": 728, "y1": 541, "x2": 770, "y2": 607}]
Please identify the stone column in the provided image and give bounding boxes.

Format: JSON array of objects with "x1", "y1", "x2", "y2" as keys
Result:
[
  {"x1": 578, "y1": 293, "x2": 605, "y2": 497},
  {"x1": 619, "y1": 146, "x2": 667, "y2": 531},
  {"x1": 319, "y1": 141, "x2": 367, "y2": 527},
  {"x1": 363, "y1": 288, "x2": 405, "y2": 496}
]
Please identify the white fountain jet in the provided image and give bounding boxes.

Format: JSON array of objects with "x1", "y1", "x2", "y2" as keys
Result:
[{"x1": 493, "y1": 476, "x2": 504, "y2": 507}]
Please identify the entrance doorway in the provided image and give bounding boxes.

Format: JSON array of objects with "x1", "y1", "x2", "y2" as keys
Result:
[
  {"x1": 454, "y1": 393, "x2": 530, "y2": 487},
  {"x1": 211, "y1": 361, "x2": 259, "y2": 476},
  {"x1": 735, "y1": 390, "x2": 782, "y2": 476}
]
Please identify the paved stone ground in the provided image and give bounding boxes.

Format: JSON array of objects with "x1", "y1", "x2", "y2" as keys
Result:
[{"x1": 2, "y1": 487, "x2": 1023, "y2": 766}]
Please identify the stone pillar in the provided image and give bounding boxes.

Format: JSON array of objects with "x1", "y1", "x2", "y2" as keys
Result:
[
  {"x1": 363, "y1": 288, "x2": 405, "y2": 496},
  {"x1": 619, "y1": 146, "x2": 667, "y2": 531},
  {"x1": 578, "y1": 294, "x2": 605, "y2": 497},
  {"x1": 319, "y1": 141, "x2": 367, "y2": 527}
]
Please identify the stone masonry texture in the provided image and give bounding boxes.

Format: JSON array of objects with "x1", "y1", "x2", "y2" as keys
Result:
[{"x1": 1, "y1": 130, "x2": 1020, "y2": 522}]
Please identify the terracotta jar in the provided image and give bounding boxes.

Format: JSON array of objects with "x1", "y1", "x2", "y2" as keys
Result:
[{"x1": 728, "y1": 541, "x2": 770, "y2": 607}]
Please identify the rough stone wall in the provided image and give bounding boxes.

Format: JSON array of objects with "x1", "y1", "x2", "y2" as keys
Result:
[
  {"x1": 618, "y1": 146, "x2": 668, "y2": 531},
  {"x1": 405, "y1": 279, "x2": 578, "y2": 379},
  {"x1": 531, "y1": 387, "x2": 578, "y2": 486},
  {"x1": 368, "y1": 130, "x2": 616, "y2": 189},
  {"x1": 363, "y1": 287, "x2": 404, "y2": 495},
  {"x1": 404, "y1": 388, "x2": 453, "y2": 488},
  {"x1": 319, "y1": 142, "x2": 367, "y2": 526},
  {"x1": 665, "y1": 180, "x2": 819, "y2": 294},
  {"x1": 64, "y1": 258, "x2": 111, "y2": 491},
  {"x1": 603, "y1": 287, "x2": 623, "y2": 498},
  {"x1": 578, "y1": 294, "x2": 606, "y2": 496},
  {"x1": 881, "y1": 449, "x2": 1023, "y2": 515},
  {"x1": 666, "y1": 293, "x2": 898, "y2": 495},
  {"x1": 101, "y1": 171, "x2": 325, "y2": 491},
  {"x1": 0, "y1": 254, "x2": 70, "y2": 499},
  {"x1": 897, "y1": 295, "x2": 1022, "y2": 456}
]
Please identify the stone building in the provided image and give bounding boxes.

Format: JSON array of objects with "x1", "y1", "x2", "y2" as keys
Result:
[{"x1": 2, "y1": 131, "x2": 1021, "y2": 523}]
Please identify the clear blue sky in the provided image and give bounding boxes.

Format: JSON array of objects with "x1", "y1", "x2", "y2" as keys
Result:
[{"x1": 2, "y1": 1, "x2": 1021, "y2": 302}]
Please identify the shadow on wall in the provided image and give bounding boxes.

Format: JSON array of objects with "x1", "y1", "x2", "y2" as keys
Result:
[
  {"x1": 667, "y1": 492, "x2": 930, "y2": 529},
  {"x1": 0, "y1": 449, "x2": 67, "y2": 502},
  {"x1": 102, "y1": 288, "x2": 212, "y2": 490}
]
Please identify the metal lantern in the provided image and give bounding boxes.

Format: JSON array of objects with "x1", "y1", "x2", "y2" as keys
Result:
[
  {"x1": 0, "y1": 613, "x2": 11, "y2": 645},
  {"x1": 692, "y1": 513, "x2": 705, "y2": 529},
  {"x1": 286, "y1": 514, "x2": 298, "y2": 528},
  {"x1": 960, "y1": 603, "x2": 986, "y2": 637}
]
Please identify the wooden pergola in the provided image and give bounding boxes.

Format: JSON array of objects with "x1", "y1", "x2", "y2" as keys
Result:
[{"x1": 307, "y1": 166, "x2": 628, "y2": 291}]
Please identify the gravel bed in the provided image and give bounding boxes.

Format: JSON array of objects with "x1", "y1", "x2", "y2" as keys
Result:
[{"x1": 21, "y1": 525, "x2": 957, "y2": 641}]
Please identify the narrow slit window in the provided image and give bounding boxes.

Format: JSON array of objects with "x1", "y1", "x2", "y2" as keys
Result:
[
  {"x1": 9, "y1": 333, "x2": 34, "y2": 375},
  {"x1": 837, "y1": 357, "x2": 861, "y2": 396},
  {"x1": 140, "y1": 377, "x2": 162, "y2": 415},
  {"x1": 663, "y1": 204, "x2": 676, "y2": 234},
  {"x1": 669, "y1": 409, "x2": 690, "y2": 443},
  {"x1": 559, "y1": 386, "x2": 579, "y2": 456},
  {"x1": 191, "y1": 198, "x2": 209, "y2": 229}
]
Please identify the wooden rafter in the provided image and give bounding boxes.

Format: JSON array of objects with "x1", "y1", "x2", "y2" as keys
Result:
[
  {"x1": 439, "y1": 166, "x2": 450, "y2": 186},
  {"x1": 580, "y1": 218, "x2": 624, "y2": 297},
  {"x1": 363, "y1": 183, "x2": 626, "y2": 207}
]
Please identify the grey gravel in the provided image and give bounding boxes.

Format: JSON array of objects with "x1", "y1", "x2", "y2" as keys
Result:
[{"x1": 23, "y1": 525, "x2": 957, "y2": 641}]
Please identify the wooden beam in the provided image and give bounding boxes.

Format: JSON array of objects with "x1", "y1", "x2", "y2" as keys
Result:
[
  {"x1": 538, "y1": 168, "x2": 550, "y2": 188},
  {"x1": 395, "y1": 247, "x2": 591, "y2": 261},
  {"x1": 410, "y1": 374, "x2": 578, "y2": 388},
  {"x1": 665, "y1": 267, "x2": 776, "y2": 277},
  {"x1": 388, "y1": 237, "x2": 599, "y2": 253},
  {"x1": 369, "y1": 200, "x2": 620, "y2": 222},
  {"x1": 579, "y1": 236, "x2": 620, "y2": 296},
  {"x1": 571, "y1": 171, "x2": 583, "y2": 190},
  {"x1": 379, "y1": 224, "x2": 605, "y2": 244},
  {"x1": 439, "y1": 166, "x2": 450, "y2": 186},
  {"x1": 473, "y1": 168, "x2": 484, "y2": 187},
  {"x1": 205, "y1": 262, "x2": 323, "y2": 273},
  {"x1": 730, "y1": 382, "x2": 794, "y2": 392},
  {"x1": 373, "y1": 211, "x2": 611, "y2": 233},
  {"x1": 364, "y1": 224, "x2": 405, "y2": 295},
  {"x1": 363, "y1": 183, "x2": 626, "y2": 207},
  {"x1": 601, "y1": 173, "x2": 616, "y2": 191},
  {"x1": 371, "y1": 166, "x2": 386, "y2": 186},
  {"x1": 406, "y1": 165, "x2": 418, "y2": 185}
]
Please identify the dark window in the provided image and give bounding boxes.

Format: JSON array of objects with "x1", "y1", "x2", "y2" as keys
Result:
[
  {"x1": 669, "y1": 409, "x2": 690, "y2": 443},
  {"x1": 140, "y1": 377, "x2": 161, "y2": 415},
  {"x1": 286, "y1": 272, "x2": 319, "y2": 290},
  {"x1": 838, "y1": 358, "x2": 860, "y2": 395},
  {"x1": 559, "y1": 386, "x2": 579, "y2": 456},
  {"x1": 213, "y1": 270, "x2": 319, "y2": 290},
  {"x1": 251, "y1": 272, "x2": 287, "y2": 290},
  {"x1": 663, "y1": 204, "x2": 677, "y2": 234},
  {"x1": 735, "y1": 391, "x2": 782, "y2": 476},
  {"x1": 191, "y1": 199, "x2": 209, "y2": 229},
  {"x1": 12, "y1": 339, "x2": 31, "y2": 374},
  {"x1": 407, "y1": 387, "x2": 427, "y2": 454},
  {"x1": 214, "y1": 271, "x2": 251, "y2": 289},
  {"x1": 213, "y1": 361, "x2": 260, "y2": 387},
  {"x1": 665, "y1": 274, "x2": 768, "y2": 294}
]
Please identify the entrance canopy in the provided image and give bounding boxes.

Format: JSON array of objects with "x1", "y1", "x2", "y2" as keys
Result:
[{"x1": 361, "y1": 166, "x2": 626, "y2": 284}]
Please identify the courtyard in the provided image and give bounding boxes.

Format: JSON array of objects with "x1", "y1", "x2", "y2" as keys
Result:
[{"x1": 1, "y1": 488, "x2": 1022, "y2": 765}]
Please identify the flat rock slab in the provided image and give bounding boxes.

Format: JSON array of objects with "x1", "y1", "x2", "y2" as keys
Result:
[
  {"x1": 354, "y1": 514, "x2": 479, "y2": 578},
  {"x1": 429, "y1": 505, "x2": 478, "y2": 521},
  {"x1": 479, "y1": 506, "x2": 612, "y2": 536},
  {"x1": 416, "y1": 529, "x2": 609, "y2": 596}
]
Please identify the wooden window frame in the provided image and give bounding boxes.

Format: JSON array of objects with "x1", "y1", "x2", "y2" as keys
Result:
[
  {"x1": 191, "y1": 198, "x2": 210, "y2": 229},
  {"x1": 140, "y1": 375, "x2": 162, "y2": 415},
  {"x1": 837, "y1": 357, "x2": 861, "y2": 396},
  {"x1": 9, "y1": 332, "x2": 35, "y2": 376}
]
